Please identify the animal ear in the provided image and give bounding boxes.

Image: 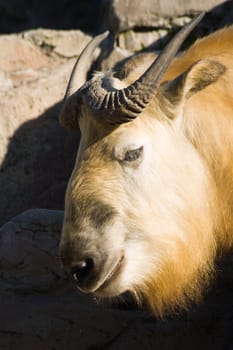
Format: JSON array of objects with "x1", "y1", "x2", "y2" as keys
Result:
[{"x1": 159, "y1": 59, "x2": 226, "y2": 118}]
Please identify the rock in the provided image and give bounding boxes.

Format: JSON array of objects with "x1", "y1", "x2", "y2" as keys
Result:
[
  {"x1": 0, "y1": 209, "x2": 65, "y2": 292},
  {"x1": 0, "y1": 209, "x2": 233, "y2": 349},
  {"x1": 106, "y1": 0, "x2": 222, "y2": 32},
  {"x1": 100, "y1": 0, "x2": 233, "y2": 65},
  {"x1": 0, "y1": 34, "x2": 50, "y2": 72},
  {"x1": 0, "y1": 29, "x2": 91, "y2": 225},
  {"x1": 107, "y1": 0, "x2": 226, "y2": 33},
  {"x1": 118, "y1": 29, "x2": 167, "y2": 52},
  {"x1": 24, "y1": 29, "x2": 91, "y2": 58}
]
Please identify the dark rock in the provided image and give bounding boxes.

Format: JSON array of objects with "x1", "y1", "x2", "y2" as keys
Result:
[
  {"x1": 0, "y1": 0, "x2": 102, "y2": 34},
  {"x1": 106, "y1": 0, "x2": 231, "y2": 33}
]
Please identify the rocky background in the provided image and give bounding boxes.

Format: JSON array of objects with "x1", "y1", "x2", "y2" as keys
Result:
[{"x1": 0, "y1": 0, "x2": 233, "y2": 349}]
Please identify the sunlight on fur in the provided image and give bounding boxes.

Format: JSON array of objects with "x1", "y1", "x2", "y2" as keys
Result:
[{"x1": 59, "y1": 24, "x2": 233, "y2": 318}]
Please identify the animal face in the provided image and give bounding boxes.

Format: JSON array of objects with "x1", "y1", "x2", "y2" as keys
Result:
[
  {"x1": 60, "y1": 108, "x2": 216, "y2": 314},
  {"x1": 58, "y1": 14, "x2": 229, "y2": 316}
]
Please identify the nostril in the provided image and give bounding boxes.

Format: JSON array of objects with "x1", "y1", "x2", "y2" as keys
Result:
[{"x1": 71, "y1": 258, "x2": 94, "y2": 284}]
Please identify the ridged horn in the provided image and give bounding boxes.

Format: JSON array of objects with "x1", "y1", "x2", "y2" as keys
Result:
[
  {"x1": 64, "y1": 30, "x2": 110, "y2": 100},
  {"x1": 81, "y1": 12, "x2": 205, "y2": 124},
  {"x1": 59, "y1": 31, "x2": 110, "y2": 129}
]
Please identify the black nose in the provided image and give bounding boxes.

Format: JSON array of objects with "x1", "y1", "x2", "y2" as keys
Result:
[{"x1": 71, "y1": 258, "x2": 95, "y2": 289}]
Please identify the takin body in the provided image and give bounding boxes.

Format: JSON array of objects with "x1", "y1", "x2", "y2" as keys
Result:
[{"x1": 59, "y1": 15, "x2": 233, "y2": 317}]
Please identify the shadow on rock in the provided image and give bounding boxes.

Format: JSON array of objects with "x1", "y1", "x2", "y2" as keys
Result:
[
  {"x1": 0, "y1": 0, "x2": 102, "y2": 34},
  {"x1": 0, "y1": 101, "x2": 80, "y2": 225}
]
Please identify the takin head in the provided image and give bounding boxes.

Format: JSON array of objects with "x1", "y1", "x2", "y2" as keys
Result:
[{"x1": 59, "y1": 14, "x2": 226, "y2": 317}]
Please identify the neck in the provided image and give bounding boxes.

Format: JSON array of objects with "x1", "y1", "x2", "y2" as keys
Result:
[{"x1": 184, "y1": 93, "x2": 233, "y2": 249}]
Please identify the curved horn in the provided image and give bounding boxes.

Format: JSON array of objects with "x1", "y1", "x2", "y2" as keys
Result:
[
  {"x1": 64, "y1": 30, "x2": 110, "y2": 100},
  {"x1": 82, "y1": 12, "x2": 205, "y2": 124},
  {"x1": 59, "y1": 31, "x2": 110, "y2": 129}
]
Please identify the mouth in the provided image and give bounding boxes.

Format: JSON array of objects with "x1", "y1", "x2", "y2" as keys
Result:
[{"x1": 94, "y1": 254, "x2": 125, "y2": 294}]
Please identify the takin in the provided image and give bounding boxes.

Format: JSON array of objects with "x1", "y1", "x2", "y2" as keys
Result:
[{"x1": 59, "y1": 13, "x2": 233, "y2": 317}]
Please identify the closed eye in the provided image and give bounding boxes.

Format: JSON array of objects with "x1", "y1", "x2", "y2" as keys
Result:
[{"x1": 123, "y1": 146, "x2": 143, "y2": 162}]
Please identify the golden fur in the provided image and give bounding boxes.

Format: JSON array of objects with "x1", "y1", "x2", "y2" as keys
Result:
[
  {"x1": 60, "y1": 26, "x2": 233, "y2": 317},
  {"x1": 135, "y1": 27, "x2": 233, "y2": 315}
]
